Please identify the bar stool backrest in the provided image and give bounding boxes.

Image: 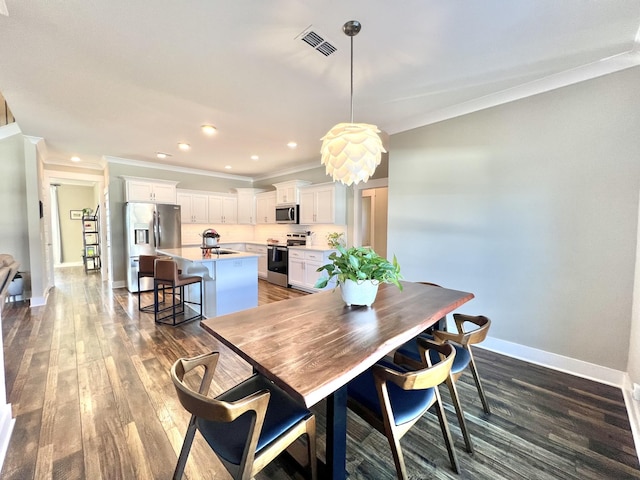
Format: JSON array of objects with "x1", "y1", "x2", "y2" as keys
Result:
[{"x1": 155, "y1": 258, "x2": 179, "y2": 283}]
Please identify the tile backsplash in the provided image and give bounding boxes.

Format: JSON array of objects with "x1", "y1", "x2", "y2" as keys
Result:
[{"x1": 181, "y1": 223, "x2": 347, "y2": 246}]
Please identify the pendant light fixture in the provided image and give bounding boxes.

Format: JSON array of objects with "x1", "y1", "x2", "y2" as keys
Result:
[{"x1": 320, "y1": 20, "x2": 386, "y2": 186}]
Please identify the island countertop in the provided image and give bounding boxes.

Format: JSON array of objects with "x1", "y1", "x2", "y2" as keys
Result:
[{"x1": 156, "y1": 247, "x2": 259, "y2": 262}]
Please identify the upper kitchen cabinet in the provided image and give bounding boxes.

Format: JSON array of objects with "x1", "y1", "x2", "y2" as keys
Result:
[
  {"x1": 255, "y1": 191, "x2": 276, "y2": 224},
  {"x1": 235, "y1": 188, "x2": 266, "y2": 225},
  {"x1": 122, "y1": 176, "x2": 178, "y2": 203},
  {"x1": 273, "y1": 180, "x2": 310, "y2": 205},
  {"x1": 177, "y1": 190, "x2": 209, "y2": 224},
  {"x1": 208, "y1": 194, "x2": 237, "y2": 224},
  {"x1": 299, "y1": 182, "x2": 346, "y2": 225}
]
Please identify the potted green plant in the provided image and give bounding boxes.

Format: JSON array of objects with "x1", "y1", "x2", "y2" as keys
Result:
[
  {"x1": 314, "y1": 245, "x2": 402, "y2": 306},
  {"x1": 326, "y1": 232, "x2": 345, "y2": 248}
]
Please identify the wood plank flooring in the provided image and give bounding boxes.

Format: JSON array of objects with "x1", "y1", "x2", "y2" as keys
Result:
[{"x1": 1, "y1": 267, "x2": 639, "y2": 479}]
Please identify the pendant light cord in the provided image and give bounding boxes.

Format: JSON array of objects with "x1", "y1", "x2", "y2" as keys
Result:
[{"x1": 349, "y1": 34, "x2": 354, "y2": 123}]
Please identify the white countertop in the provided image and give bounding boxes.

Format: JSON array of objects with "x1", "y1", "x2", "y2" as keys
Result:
[{"x1": 157, "y1": 247, "x2": 259, "y2": 262}]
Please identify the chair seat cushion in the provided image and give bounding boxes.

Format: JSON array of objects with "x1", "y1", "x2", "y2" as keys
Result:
[
  {"x1": 396, "y1": 335, "x2": 470, "y2": 374},
  {"x1": 196, "y1": 374, "x2": 310, "y2": 466},
  {"x1": 347, "y1": 359, "x2": 436, "y2": 426}
]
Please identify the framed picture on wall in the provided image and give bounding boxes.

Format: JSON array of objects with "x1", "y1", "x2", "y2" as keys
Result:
[{"x1": 70, "y1": 210, "x2": 82, "y2": 220}]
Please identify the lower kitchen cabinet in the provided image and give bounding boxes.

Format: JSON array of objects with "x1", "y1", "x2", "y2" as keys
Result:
[
  {"x1": 288, "y1": 248, "x2": 336, "y2": 292},
  {"x1": 246, "y1": 243, "x2": 268, "y2": 278}
]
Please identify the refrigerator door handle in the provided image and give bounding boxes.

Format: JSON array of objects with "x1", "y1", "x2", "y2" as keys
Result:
[{"x1": 153, "y1": 210, "x2": 159, "y2": 248}]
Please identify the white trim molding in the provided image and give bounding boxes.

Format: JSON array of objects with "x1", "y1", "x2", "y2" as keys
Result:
[
  {"x1": 0, "y1": 402, "x2": 15, "y2": 473},
  {"x1": 479, "y1": 336, "x2": 625, "y2": 387}
]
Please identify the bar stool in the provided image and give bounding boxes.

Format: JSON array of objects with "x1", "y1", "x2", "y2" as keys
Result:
[
  {"x1": 138, "y1": 255, "x2": 163, "y2": 312},
  {"x1": 153, "y1": 258, "x2": 203, "y2": 326}
]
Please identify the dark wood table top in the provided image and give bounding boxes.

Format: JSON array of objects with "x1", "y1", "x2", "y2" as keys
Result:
[{"x1": 200, "y1": 281, "x2": 474, "y2": 408}]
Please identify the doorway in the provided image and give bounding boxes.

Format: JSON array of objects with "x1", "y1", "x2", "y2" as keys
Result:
[
  {"x1": 353, "y1": 178, "x2": 389, "y2": 258},
  {"x1": 43, "y1": 169, "x2": 108, "y2": 293}
]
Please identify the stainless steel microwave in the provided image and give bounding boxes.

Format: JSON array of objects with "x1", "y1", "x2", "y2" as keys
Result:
[{"x1": 275, "y1": 205, "x2": 299, "y2": 224}]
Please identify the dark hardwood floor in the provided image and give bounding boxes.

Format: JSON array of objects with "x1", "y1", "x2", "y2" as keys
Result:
[{"x1": 1, "y1": 267, "x2": 638, "y2": 479}]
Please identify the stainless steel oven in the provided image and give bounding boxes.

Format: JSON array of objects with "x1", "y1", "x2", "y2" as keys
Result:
[{"x1": 266, "y1": 233, "x2": 306, "y2": 287}]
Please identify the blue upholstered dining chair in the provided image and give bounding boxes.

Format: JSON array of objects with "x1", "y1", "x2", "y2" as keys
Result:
[
  {"x1": 170, "y1": 352, "x2": 317, "y2": 480},
  {"x1": 395, "y1": 313, "x2": 492, "y2": 454},
  {"x1": 347, "y1": 341, "x2": 460, "y2": 479}
]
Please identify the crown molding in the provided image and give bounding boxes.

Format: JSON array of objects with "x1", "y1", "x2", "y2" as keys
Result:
[
  {"x1": 390, "y1": 49, "x2": 640, "y2": 134},
  {"x1": 104, "y1": 155, "x2": 254, "y2": 182},
  {"x1": 251, "y1": 160, "x2": 321, "y2": 182}
]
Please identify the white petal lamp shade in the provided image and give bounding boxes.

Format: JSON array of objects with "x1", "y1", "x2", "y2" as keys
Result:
[{"x1": 320, "y1": 122, "x2": 387, "y2": 186}]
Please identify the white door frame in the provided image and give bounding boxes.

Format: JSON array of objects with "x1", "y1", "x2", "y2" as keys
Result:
[{"x1": 42, "y1": 169, "x2": 107, "y2": 288}]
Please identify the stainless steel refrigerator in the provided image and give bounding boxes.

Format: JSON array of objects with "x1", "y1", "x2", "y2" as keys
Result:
[{"x1": 125, "y1": 202, "x2": 182, "y2": 292}]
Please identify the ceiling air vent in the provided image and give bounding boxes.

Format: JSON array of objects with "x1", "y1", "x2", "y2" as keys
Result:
[{"x1": 299, "y1": 29, "x2": 337, "y2": 57}]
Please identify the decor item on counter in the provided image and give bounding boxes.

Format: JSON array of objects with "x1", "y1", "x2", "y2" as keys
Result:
[
  {"x1": 306, "y1": 231, "x2": 315, "y2": 246},
  {"x1": 7, "y1": 271, "x2": 23, "y2": 297},
  {"x1": 201, "y1": 228, "x2": 220, "y2": 247},
  {"x1": 314, "y1": 245, "x2": 402, "y2": 306},
  {"x1": 326, "y1": 232, "x2": 345, "y2": 248},
  {"x1": 320, "y1": 20, "x2": 386, "y2": 186}
]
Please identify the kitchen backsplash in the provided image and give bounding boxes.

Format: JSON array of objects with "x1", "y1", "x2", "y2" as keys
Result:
[{"x1": 181, "y1": 223, "x2": 347, "y2": 247}]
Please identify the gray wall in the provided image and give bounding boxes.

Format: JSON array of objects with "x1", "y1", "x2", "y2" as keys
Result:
[
  {"x1": 387, "y1": 67, "x2": 640, "y2": 371},
  {"x1": 0, "y1": 134, "x2": 29, "y2": 269}
]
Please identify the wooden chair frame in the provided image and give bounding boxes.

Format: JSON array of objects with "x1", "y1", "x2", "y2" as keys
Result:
[
  {"x1": 171, "y1": 352, "x2": 317, "y2": 480},
  {"x1": 348, "y1": 341, "x2": 460, "y2": 479},
  {"x1": 395, "y1": 313, "x2": 492, "y2": 455}
]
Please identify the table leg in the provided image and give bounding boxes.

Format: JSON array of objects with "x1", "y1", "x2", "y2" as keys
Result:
[{"x1": 326, "y1": 385, "x2": 348, "y2": 480}]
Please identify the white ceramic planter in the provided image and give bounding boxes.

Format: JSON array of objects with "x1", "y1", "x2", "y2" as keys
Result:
[
  {"x1": 205, "y1": 237, "x2": 218, "y2": 247},
  {"x1": 340, "y1": 279, "x2": 380, "y2": 307},
  {"x1": 7, "y1": 277, "x2": 23, "y2": 296}
]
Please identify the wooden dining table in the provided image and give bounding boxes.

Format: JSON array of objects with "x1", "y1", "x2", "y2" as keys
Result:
[{"x1": 200, "y1": 281, "x2": 474, "y2": 479}]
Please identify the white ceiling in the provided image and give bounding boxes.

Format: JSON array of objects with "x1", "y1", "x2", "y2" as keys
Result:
[{"x1": 1, "y1": 1, "x2": 639, "y2": 179}]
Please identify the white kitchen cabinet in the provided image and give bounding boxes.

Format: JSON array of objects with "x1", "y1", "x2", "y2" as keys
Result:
[
  {"x1": 288, "y1": 249, "x2": 305, "y2": 287},
  {"x1": 255, "y1": 191, "x2": 276, "y2": 224},
  {"x1": 235, "y1": 188, "x2": 265, "y2": 225},
  {"x1": 246, "y1": 243, "x2": 268, "y2": 278},
  {"x1": 122, "y1": 176, "x2": 178, "y2": 203},
  {"x1": 273, "y1": 180, "x2": 310, "y2": 205},
  {"x1": 299, "y1": 182, "x2": 346, "y2": 225},
  {"x1": 288, "y1": 247, "x2": 336, "y2": 292},
  {"x1": 177, "y1": 190, "x2": 209, "y2": 223},
  {"x1": 208, "y1": 194, "x2": 237, "y2": 224}
]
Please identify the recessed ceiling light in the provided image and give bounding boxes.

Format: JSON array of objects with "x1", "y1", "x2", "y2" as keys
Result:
[
  {"x1": 178, "y1": 142, "x2": 190, "y2": 151},
  {"x1": 201, "y1": 124, "x2": 217, "y2": 135},
  {"x1": 70, "y1": 156, "x2": 81, "y2": 162},
  {"x1": 287, "y1": 141, "x2": 297, "y2": 149},
  {"x1": 156, "y1": 152, "x2": 172, "y2": 159},
  {"x1": 224, "y1": 165, "x2": 232, "y2": 170},
  {"x1": 251, "y1": 155, "x2": 259, "y2": 161}
]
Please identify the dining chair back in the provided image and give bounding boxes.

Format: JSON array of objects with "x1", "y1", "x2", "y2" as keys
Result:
[
  {"x1": 347, "y1": 341, "x2": 460, "y2": 479},
  {"x1": 171, "y1": 352, "x2": 317, "y2": 480},
  {"x1": 137, "y1": 254, "x2": 163, "y2": 311},
  {"x1": 395, "y1": 313, "x2": 492, "y2": 454}
]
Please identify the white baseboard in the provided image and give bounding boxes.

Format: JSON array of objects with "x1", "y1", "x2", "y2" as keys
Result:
[
  {"x1": 479, "y1": 336, "x2": 625, "y2": 387},
  {"x1": 622, "y1": 375, "x2": 640, "y2": 464},
  {"x1": 110, "y1": 280, "x2": 126, "y2": 289},
  {"x1": 28, "y1": 291, "x2": 48, "y2": 308},
  {"x1": 0, "y1": 402, "x2": 15, "y2": 471}
]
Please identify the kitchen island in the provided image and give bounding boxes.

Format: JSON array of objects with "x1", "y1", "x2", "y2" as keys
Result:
[{"x1": 156, "y1": 247, "x2": 258, "y2": 318}]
